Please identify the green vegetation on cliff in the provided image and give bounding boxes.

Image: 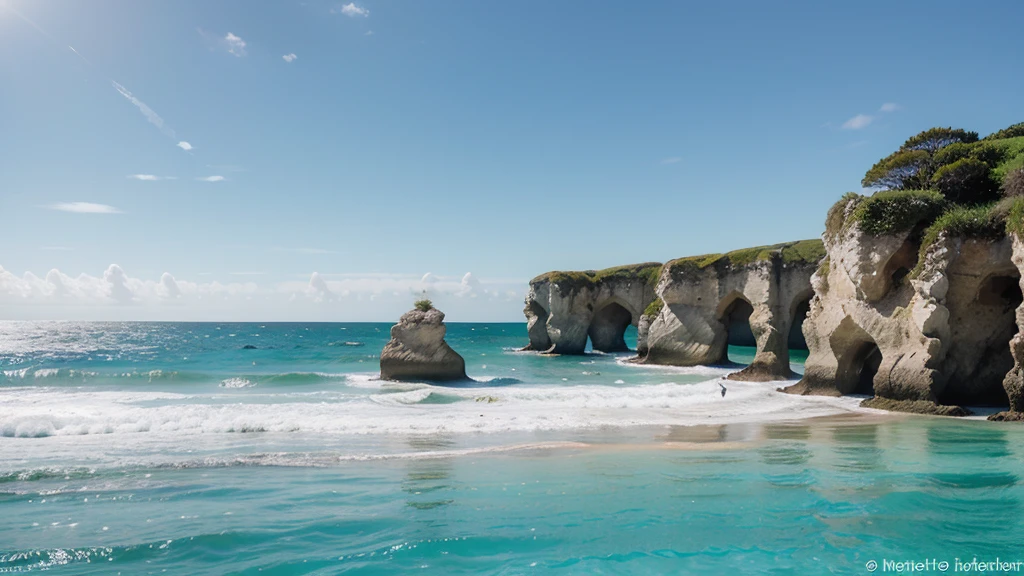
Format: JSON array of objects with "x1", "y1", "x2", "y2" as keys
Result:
[
  {"x1": 908, "y1": 197, "x2": 1024, "y2": 278},
  {"x1": 826, "y1": 190, "x2": 946, "y2": 238},
  {"x1": 642, "y1": 297, "x2": 664, "y2": 318},
  {"x1": 666, "y1": 239, "x2": 824, "y2": 277},
  {"x1": 828, "y1": 123, "x2": 1024, "y2": 242},
  {"x1": 531, "y1": 262, "x2": 663, "y2": 294}
]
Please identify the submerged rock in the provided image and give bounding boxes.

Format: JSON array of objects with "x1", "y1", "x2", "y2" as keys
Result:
[
  {"x1": 379, "y1": 307, "x2": 467, "y2": 382},
  {"x1": 988, "y1": 411, "x2": 1024, "y2": 422}
]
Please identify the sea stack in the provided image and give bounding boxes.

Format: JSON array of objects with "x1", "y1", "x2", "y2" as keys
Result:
[{"x1": 379, "y1": 301, "x2": 467, "y2": 382}]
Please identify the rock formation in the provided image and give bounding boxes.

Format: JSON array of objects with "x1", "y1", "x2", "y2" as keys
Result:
[
  {"x1": 784, "y1": 191, "x2": 1023, "y2": 416},
  {"x1": 522, "y1": 263, "x2": 661, "y2": 354},
  {"x1": 637, "y1": 240, "x2": 821, "y2": 381},
  {"x1": 521, "y1": 194, "x2": 1024, "y2": 417},
  {"x1": 380, "y1": 305, "x2": 467, "y2": 382}
]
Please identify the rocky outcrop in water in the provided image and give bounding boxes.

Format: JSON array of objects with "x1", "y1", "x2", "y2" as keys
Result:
[
  {"x1": 637, "y1": 241, "x2": 821, "y2": 381},
  {"x1": 522, "y1": 264, "x2": 661, "y2": 354},
  {"x1": 380, "y1": 306, "x2": 467, "y2": 382},
  {"x1": 784, "y1": 192, "x2": 1024, "y2": 416}
]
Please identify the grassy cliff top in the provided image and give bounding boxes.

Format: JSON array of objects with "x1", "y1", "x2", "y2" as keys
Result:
[
  {"x1": 825, "y1": 189, "x2": 947, "y2": 238},
  {"x1": 989, "y1": 136, "x2": 1024, "y2": 180},
  {"x1": 530, "y1": 262, "x2": 663, "y2": 293},
  {"x1": 666, "y1": 239, "x2": 825, "y2": 277}
]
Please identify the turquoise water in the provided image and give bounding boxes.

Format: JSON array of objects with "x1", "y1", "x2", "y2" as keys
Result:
[{"x1": 2, "y1": 322, "x2": 1020, "y2": 574}]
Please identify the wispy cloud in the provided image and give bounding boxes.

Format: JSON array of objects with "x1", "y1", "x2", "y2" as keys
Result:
[
  {"x1": 365, "y1": 30, "x2": 374, "y2": 36},
  {"x1": 660, "y1": 157, "x2": 682, "y2": 165},
  {"x1": 196, "y1": 175, "x2": 225, "y2": 182},
  {"x1": 111, "y1": 81, "x2": 175, "y2": 138},
  {"x1": 40, "y1": 246, "x2": 75, "y2": 251},
  {"x1": 335, "y1": 3, "x2": 370, "y2": 17},
  {"x1": 282, "y1": 53, "x2": 297, "y2": 63},
  {"x1": 128, "y1": 174, "x2": 176, "y2": 181},
  {"x1": 224, "y1": 32, "x2": 247, "y2": 57},
  {"x1": 177, "y1": 141, "x2": 193, "y2": 151},
  {"x1": 838, "y1": 103, "x2": 901, "y2": 131},
  {"x1": 45, "y1": 202, "x2": 123, "y2": 214},
  {"x1": 230, "y1": 271, "x2": 267, "y2": 276},
  {"x1": 841, "y1": 114, "x2": 874, "y2": 130}
]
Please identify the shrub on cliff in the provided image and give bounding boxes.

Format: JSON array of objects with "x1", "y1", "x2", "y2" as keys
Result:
[
  {"x1": 930, "y1": 158, "x2": 1000, "y2": 205},
  {"x1": 1003, "y1": 169, "x2": 1024, "y2": 198},
  {"x1": 414, "y1": 299, "x2": 434, "y2": 312},
  {"x1": 985, "y1": 122, "x2": 1024, "y2": 141},
  {"x1": 844, "y1": 190, "x2": 946, "y2": 236}
]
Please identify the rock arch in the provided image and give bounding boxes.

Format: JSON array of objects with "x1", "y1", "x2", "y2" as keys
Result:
[
  {"x1": 523, "y1": 299, "x2": 552, "y2": 351},
  {"x1": 787, "y1": 289, "x2": 813, "y2": 352},
  {"x1": 829, "y1": 317, "x2": 882, "y2": 395},
  {"x1": 588, "y1": 299, "x2": 637, "y2": 352},
  {"x1": 716, "y1": 292, "x2": 755, "y2": 363}
]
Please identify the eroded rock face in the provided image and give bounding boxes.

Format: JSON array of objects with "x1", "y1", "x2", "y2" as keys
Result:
[
  {"x1": 380, "y1": 308, "x2": 467, "y2": 382},
  {"x1": 639, "y1": 249, "x2": 817, "y2": 382},
  {"x1": 522, "y1": 265, "x2": 660, "y2": 354},
  {"x1": 998, "y1": 236, "x2": 1024, "y2": 414},
  {"x1": 789, "y1": 213, "x2": 1022, "y2": 410}
]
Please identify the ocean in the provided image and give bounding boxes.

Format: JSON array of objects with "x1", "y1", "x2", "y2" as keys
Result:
[{"x1": 1, "y1": 322, "x2": 1023, "y2": 574}]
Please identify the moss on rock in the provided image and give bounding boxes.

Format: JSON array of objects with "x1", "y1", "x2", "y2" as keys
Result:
[
  {"x1": 643, "y1": 297, "x2": 664, "y2": 318},
  {"x1": 665, "y1": 239, "x2": 824, "y2": 278},
  {"x1": 530, "y1": 262, "x2": 663, "y2": 295}
]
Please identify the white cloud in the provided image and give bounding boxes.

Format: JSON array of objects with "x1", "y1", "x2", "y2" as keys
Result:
[
  {"x1": 158, "y1": 272, "x2": 181, "y2": 299},
  {"x1": 128, "y1": 174, "x2": 175, "y2": 181},
  {"x1": 111, "y1": 81, "x2": 175, "y2": 139},
  {"x1": 879, "y1": 102, "x2": 901, "y2": 113},
  {"x1": 104, "y1": 264, "x2": 134, "y2": 303},
  {"x1": 177, "y1": 141, "x2": 193, "y2": 151},
  {"x1": 0, "y1": 266, "x2": 526, "y2": 321},
  {"x1": 196, "y1": 175, "x2": 225, "y2": 182},
  {"x1": 421, "y1": 273, "x2": 439, "y2": 284},
  {"x1": 336, "y1": 3, "x2": 369, "y2": 17},
  {"x1": 224, "y1": 32, "x2": 247, "y2": 57},
  {"x1": 660, "y1": 157, "x2": 682, "y2": 165},
  {"x1": 841, "y1": 114, "x2": 873, "y2": 130},
  {"x1": 45, "y1": 202, "x2": 123, "y2": 214},
  {"x1": 282, "y1": 53, "x2": 297, "y2": 63}
]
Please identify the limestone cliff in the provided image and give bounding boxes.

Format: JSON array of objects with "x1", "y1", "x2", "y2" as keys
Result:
[
  {"x1": 786, "y1": 191, "x2": 1024, "y2": 415},
  {"x1": 637, "y1": 240, "x2": 822, "y2": 381},
  {"x1": 522, "y1": 263, "x2": 661, "y2": 354},
  {"x1": 380, "y1": 306, "x2": 467, "y2": 382}
]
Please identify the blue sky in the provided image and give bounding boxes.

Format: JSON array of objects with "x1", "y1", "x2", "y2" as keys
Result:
[{"x1": 1, "y1": 0, "x2": 1021, "y2": 321}]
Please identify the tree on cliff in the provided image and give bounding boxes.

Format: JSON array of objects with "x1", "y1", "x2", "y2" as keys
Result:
[
  {"x1": 862, "y1": 127, "x2": 979, "y2": 191},
  {"x1": 930, "y1": 158, "x2": 1000, "y2": 205}
]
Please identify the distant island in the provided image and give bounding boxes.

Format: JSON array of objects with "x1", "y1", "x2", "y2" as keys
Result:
[{"x1": 524, "y1": 123, "x2": 1024, "y2": 420}]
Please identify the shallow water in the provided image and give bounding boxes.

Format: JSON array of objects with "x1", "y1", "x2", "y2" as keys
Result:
[{"x1": 2, "y1": 322, "x2": 1019, "y2": 574}]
